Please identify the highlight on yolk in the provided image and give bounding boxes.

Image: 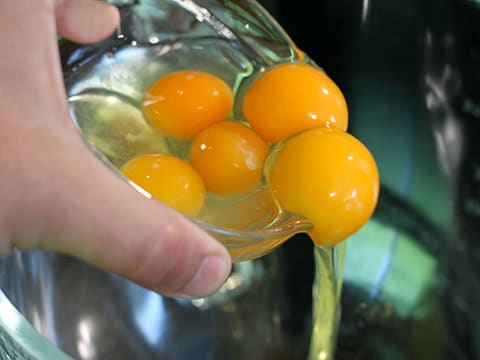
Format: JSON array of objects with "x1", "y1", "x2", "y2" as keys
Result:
[
  {"x1": 142, "y1": 70, "x2": 233, "y2": 139},
  {"x1": 267, "y1": 128, "x2": 379, "y2": 247},
  {"x1": 189, "y1": 121, "x2": 269, "y2": 195},
  {"x1": 242, "y1": 63, "x2": 348, "y2": 143},
  {"x1": 120, "y1": 153, "x2": 205, "y2": 216}
]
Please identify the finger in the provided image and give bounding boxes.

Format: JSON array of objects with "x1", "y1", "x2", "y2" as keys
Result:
[
  {"x1": 5, "y1": 130, "x2": 231, "y2": 298},
  {"x1": 55, "y1": 0, "x2": 120, "y2": 44}
]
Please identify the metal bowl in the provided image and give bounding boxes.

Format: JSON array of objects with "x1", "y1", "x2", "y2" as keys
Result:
[{"x1": 2, "y1": 0, "x2": 480, "y2": 359}]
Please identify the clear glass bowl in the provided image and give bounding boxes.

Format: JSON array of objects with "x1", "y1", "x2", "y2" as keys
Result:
[
  {"x1": 64, "y1": 0, "x2": 313, "y2": 262},
  {"x1": 0, "y1": 290, "x2": 70, "y2": 359}
]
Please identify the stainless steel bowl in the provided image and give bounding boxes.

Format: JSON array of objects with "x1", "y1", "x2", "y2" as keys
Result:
[{"x1": 2, "y1": 0, "x2": 480, "y2": 359}]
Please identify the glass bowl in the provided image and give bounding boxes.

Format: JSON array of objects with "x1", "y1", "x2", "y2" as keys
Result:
[{"x1": 63, "y1": 0, "x2": 313, "y2": 262}]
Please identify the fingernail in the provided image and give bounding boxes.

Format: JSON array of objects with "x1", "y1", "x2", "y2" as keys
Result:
[{"x1": 179, "y1": 255, "x2": 231, "y2": 298}]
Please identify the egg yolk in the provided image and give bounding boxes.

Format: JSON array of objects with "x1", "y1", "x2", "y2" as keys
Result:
[
  {"x1": 189, "y1": 121, "x2": 269, "y2": 195},
  {"x1": 142, "y1": 70, "x2": 234, "y2": 139},
  {"x1": 120, "y1": 153, "x2": 205, "y2": 216},
  {"x1": 268, "y1": 128, "x2": 379, "y2": 247},
  {"x1": 243, "y1": 63, "x2": 348, "y2": 144}
]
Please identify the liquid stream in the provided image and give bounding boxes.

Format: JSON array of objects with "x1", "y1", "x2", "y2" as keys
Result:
[{"x1": 308, "y1": 242, "x2": 347, "y2": 360}]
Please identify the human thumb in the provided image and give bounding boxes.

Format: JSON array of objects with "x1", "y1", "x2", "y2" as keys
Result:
[{"x1": 3, "y1": 129, "x2": 232, "y2": 299}]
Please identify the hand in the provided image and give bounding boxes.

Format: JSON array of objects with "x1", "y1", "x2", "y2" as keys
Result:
[{"x1": 0, "y1": 0, "x2": 231, "y2": 298}]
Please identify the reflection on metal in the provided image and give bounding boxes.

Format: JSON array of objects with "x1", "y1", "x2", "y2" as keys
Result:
[
  {"x1": 0, "y1": 249, "x2": 312, "y2": 359},
  {"x1": 361, "y1": 0, "x2": 371, "y2": 25},
  {"x1": 424, "y1": 59, "x2": 464, "y2": 180}
]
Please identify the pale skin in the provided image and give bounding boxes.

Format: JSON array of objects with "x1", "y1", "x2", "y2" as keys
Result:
[{"x1": 0, "y1": 0, "x2": 232, "y2": 298}]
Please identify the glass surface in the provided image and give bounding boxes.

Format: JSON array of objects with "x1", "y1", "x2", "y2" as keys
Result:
[
  {"x1": 64, "y1": 0, "x2": 313, "y2": 262},
  {"x1": 0, "y1": 290, "x2": 70, "y2": 360}
]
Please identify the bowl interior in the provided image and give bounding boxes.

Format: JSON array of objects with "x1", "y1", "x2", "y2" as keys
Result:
[{"x1": 63, "y1": 0, "x2": 314, "y2": 261}]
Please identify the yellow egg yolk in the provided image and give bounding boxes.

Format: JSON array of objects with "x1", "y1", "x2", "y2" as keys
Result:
[
  {"x1": 142, "y1": 70, "x2": 233, "y2": 139},
  {"x1": 243, "y1": 63, "x2": 348, "y2": 144},
  {"x1": 189, "y1": 121, "x2": 269, "y2": 195},
  {"x1": 268, "y1": 128, "x2": 379, "y2": 247},
  {"x1": 120, "y1": 153, "x2": 205, "y2": 216}
]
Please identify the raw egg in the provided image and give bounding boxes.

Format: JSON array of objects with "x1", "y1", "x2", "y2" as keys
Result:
[
  {"x1": 189, "y1": 121, "x2": 269, "y2": 195},
  {"x1": 142, "y1": 70, "x2": 233, "y2": 139},
  {"x1": 243, "y1": 63, "x2": 348, "y2": 143},
  {"x1": 268, "y1": 128, "x2": 379, "y2": 246},
  {"x1": 120, "y1": 153, "x2": 205, "y2": 216}
]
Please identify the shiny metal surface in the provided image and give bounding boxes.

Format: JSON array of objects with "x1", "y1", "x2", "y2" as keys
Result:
[
  {"x1": 1, "y1": 241, "x2": 313, "y2": 360},
  {"x1": 2, "y1": 0, "x2": 480, "y2": 359},
  {"x1": 273, "y1": 0, "x2": 480, "y2": 358}
]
